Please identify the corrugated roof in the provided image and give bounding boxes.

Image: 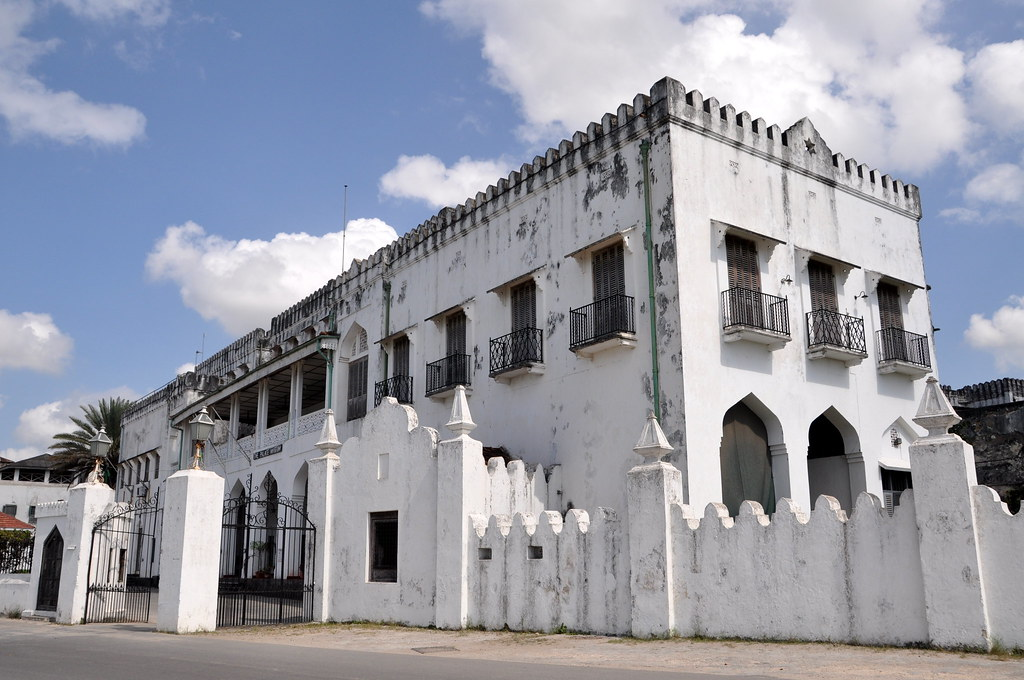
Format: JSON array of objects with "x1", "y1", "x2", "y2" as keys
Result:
[{"x1": 0, "y1": 453, "x2": 59, "y2": 470}]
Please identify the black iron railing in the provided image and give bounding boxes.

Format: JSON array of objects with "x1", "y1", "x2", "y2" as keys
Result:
[
  {"x1": 569, "y1": 294, "x2": 635, "y2": 350},
  {"x1": 490, "y1": 328, "x2": 543, "y2": 375},
  {"x1": 876, "y1": 327, "x2": 931, "y2": 368},
  {"x1": 721, "y1": 287, "x2": 790, "y2": 336},
  {"x1": 425, "y1": 354, "x2": 471, "y2": 396},
  {"x1": 374, "y1": 376, "x2": 414, "y2": 406},
  {"x1": 806, "y1": 309, "x2": 866, "y2": 354}
]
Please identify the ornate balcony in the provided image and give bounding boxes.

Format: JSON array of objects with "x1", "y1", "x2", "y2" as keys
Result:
[
  {"x1": 876, "y1": 327, "x2": 931, "y2": 378},
  {"x1": 806, "y1": 309, "x2": 868, "y2": 366},
  {"x1": 721, "y1": 287, "x2": 790, "y2": 348},
  {"x1": 374, "y1": 376, "x2": 414, "y2": 406},
  {"x1": 425, "y1": 354, "x2": 472, "y2": 398},
  {"x1": 569, "y1": 294, "x2": 636, "y2": 357},
  {"x1": 490, "y1": 328, "x2": 544, "y2": 381}
]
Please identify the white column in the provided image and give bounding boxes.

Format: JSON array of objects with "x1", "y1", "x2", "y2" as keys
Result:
[
  {"x1": 157, "y1": 469, "x2": 225, "y2": 633},
  {"x1": 909, "y1": 377, "x2": 990, "y2": 649},
  {"x1": 56, "y1": 480, "x2": 114, "y2": 624},
  {"x1": 308, "y1": 409, "x2": 340, "y2": 622},
  {"x1": 626, "y1": 412, "x2": 681, "y2": 638},
  {"x1": 434, "y1": 387, "x2": 488, "y2": 629}
]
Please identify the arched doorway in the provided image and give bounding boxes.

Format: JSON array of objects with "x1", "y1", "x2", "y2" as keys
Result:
[
  {"x1": 36, "y1": 528, "x2": 63, "y2": 611},
  {"x1": 720, "y1": 402, "x2": 776, "y2": 516},
  {"x1": 807, "y1": 414, "x2": 853, "y2": 510}
]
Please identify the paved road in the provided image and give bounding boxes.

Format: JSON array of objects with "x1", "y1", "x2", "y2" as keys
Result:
[{"x1": 0, "y1": 620, "x2": 767, "y2": 680}]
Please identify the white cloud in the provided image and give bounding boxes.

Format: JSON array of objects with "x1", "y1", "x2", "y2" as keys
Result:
[
  {"x1": 175, "y1": 362, "x2": 195, "y2": 375},
  {"x1": 0, "y1": 0, "x2": 148, "y2": 146},
  {"x1": 146, "y1": 219, "x2": 400, "y2": 335},
  {"x1": 420, "y1": 0, "x2": 971, "y2": 174},
  {"x1": 54, "y1": 0, "x2": 170, "y2": 27},
  {"x1": 0, "y1": 309, "x2": 73, "y2": 374},
  {"x1": 1, "y1": 386, "x2": 138, "y2": 461},
  {"x1": 967, "y1": 40, "x2": 1024, "y2": 135},
  {"x1": 965, "y1": 296, "x2": 1024, "y2": 370},
  {"x1": 964, "y1": 163, "x2": 1024, "y2": 205},
  {"x1": 379, "y1": 154, "x2": 514, "y2": 208}
]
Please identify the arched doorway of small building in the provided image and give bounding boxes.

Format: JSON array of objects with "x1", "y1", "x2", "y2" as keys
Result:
[
  {"x1": 720, "y1": 401, "x2": 776, "y2": 516},
  {"x1": 806, "y1": 411, "x2": 854, "y2": 510},
  {"x1": 36, "y1": 527, "x2": 63, "y2": 611}
]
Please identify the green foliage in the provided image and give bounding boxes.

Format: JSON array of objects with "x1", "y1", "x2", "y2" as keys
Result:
[
  {"x1": 49, "y1": 397, "x2": 132, "y2": 486},
  {"x1": 0, "y1": 529, "x2": 33, "y2": 573}
]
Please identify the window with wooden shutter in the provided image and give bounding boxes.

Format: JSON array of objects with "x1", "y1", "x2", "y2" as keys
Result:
[
  {"x1": 877, "y1": 283, "x2": 903, "y2": 330},
  {"x1": 347, "y1": 356, "x2": 368, "y2": 421},
  {"x1": 392, "y1": 336, "x2": 410, "y2": 377},
  {"x1": 510, "y1": 280, "x2": 537, "y2": 331},
  {"x1": 592, "y1": 242, "x2": 625, "y2": 301},
  {"x1": 726, "y1": 235, "x2": 760, "y2": 291},
  {"x1": 808, "y1": 261, "x2": 837, "y2": 312},
  {"x1": 446, "y1": 311, "x2": 467, "y2": 356}
]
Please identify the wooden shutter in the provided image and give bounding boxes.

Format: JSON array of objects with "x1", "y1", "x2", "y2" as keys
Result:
[
  {"x1": 592, "y1": 242, "x2": 625, "y2": 301},
  {"x1": 511, "y1": 280, "x2": 537, "y2": 331},
  {"x1": 393, "y1": 336, "x2": 410, "y2": 377},
  {"x1": 877, "y1": 283, "x2": 903, "y2": 330},
  {"x1": 808, "y1": 261, "x2": 837, "y2": 312},
  {"x1": 446, "y1": 311, "x2": 467, "y2": 356},
  {"x1": 726, "y1": 235, "x2": 760, "y2": 291},
  {"x1": 347, "y1": 357, "x2": 368, "y2": 400}
]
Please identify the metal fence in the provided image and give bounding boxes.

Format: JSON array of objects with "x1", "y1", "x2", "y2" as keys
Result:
[
  {"x1": 876, "y1": 327, "x2": 931, "y2": 368},
  {"x1": 490, "y1": 328, "x2": 543, "y2": 375},
  {"x1": 806, "y1": 309, "x2": 866, "y2": 354},
  {"x1": 569, "y1": 294, "x2": 635, "y2": 349},
  {"x1": 374, "y1": 375, "x2": 414, "y2": 406},
  {"x1": 425, "y1": 354, "x2": 472, "y2": 396},
  {"x1": 721, "y1": 287, "x2": 790, "y2": 336}
]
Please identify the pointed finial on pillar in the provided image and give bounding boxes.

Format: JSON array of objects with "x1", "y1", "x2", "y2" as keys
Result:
[
  {"x1": 913, "y1": 376, "x2": 961, "y2": 437},
  {"x1": 633, "y1": 410, "x2": 673, "y2": 464},
  {"x1": 446, "y1": 385, "x2": 476, "y2": 437},
  {"x1": 315, "y1": 409, "x2": 341, "y2": 456}
]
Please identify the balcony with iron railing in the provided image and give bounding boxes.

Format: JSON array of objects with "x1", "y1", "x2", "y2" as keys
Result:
[
  {"x1": 876, "y1": 327, "x2": 931, "y2": 378},
  {"x1": 569, "y1": 294, "x2": 636, "y2": 357},
  {"x1": 806, "y1": 309, "x2": 868, "y2": 366},
  {"x1": 374, "y1": 375, "x2": 414, "y2": 407},
  {"x1": 425, "y1": 354, "x2": 472, "y2": 398},
  {"x1": 721, "y1": 287, "x2": 791, "y2": 348},
  {"x1": 490, "y1": 328, "x2": 544, "y2": 381}
]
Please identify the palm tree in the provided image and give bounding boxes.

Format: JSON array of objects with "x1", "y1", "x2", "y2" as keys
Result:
[{"x1": 49, "y1": 397, "x2": 132, "y2": 486}]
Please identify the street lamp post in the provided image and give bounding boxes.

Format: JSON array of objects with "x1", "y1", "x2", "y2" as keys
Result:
[
  {"x1": 188, "y1": 407, "x2": 215, "y2": 470},
  {"x1": 87, "y1": 426, "x2": 112, "y2": 485}
]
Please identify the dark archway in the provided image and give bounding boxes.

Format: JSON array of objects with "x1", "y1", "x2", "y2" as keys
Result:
[
  {"x1": 807, "y1": 414, "x2": 853, "y2": 509},
  {"x1": 36, "y1": 528, "x2": 63, "y2": 611},
  {"x1": 720, "y1": 402, "x2": 776, "y2": 516}
]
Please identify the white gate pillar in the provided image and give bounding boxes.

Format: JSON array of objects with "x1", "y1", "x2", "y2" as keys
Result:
[
  {"x1": 157, "y1": 468, "x2": 224, "y2": 633},
  {"x1": 56, "y1": 478, "x2": 114, "y2": 624},
  {"x1": 626, "y1": 412, "x2": 681, "y2": 638},
  {"x1": 307, "y1": 409, "x2": 341, "y2": 622}
]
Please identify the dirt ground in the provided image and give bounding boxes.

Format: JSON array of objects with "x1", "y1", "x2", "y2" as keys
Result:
[{"x1": 208, "y1": 622, "x2": 1024, "y2": 679}]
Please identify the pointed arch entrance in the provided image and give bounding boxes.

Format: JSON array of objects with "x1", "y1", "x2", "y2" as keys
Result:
[
  {"x1": 806, "y1": 412, "x2": 854, "y2": 510},
  {"x1": 720, "y1": 401, "x2": 776, "y2": 516},
  {"x1": 36, "y1": 528, "x2": 63, "y2": 611}
]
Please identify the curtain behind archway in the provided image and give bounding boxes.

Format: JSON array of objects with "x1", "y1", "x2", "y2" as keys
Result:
[{"x1": 720, "y1": 402, "x2": 776, "y2": 516}]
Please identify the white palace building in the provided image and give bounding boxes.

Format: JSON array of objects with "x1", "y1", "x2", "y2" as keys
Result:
[{"x1": 121, "y1": 76, "x2": 933, "y2": 521}]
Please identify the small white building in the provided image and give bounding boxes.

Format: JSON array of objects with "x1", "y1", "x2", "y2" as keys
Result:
[
  {"x1": 0, "y1": 455, "x2": 74, "y2": 526},
  {"x1": 122, "y1": 75, "x2": 934, "y2": 528}
]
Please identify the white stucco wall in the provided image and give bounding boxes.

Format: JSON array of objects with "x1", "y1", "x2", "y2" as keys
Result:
[{"x1": 0, "y1": 481, "x2": 68, "y2": 525}]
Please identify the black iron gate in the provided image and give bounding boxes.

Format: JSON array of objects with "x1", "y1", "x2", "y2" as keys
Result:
[
  {"x1": 84, "y1": 494, "x2": 162, "y2": 623},
  {"x1": 217, "y1": 493, "x2": 315, "y2": 627}
]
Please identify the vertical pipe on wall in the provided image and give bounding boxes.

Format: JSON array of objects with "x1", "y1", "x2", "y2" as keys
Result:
[{"x1": 641, "y1": 139, "x2": 662, "y2": 421}]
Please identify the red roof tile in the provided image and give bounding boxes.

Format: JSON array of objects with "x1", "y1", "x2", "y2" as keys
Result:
[{"x1": 0, "y1": 512, "x2": 34, "y2": 530}]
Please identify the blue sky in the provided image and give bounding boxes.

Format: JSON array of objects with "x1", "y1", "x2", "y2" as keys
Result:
[{"x1": 1, "y1": 0, "x2": 1022, "y2": 461}]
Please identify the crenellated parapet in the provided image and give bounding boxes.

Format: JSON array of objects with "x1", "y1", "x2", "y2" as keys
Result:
[
  {"x1": 943, "y1": 377, "x2": 1024, "y2": 408},
  {"x1": 484, "y1": 458, "x2": 560, "y2": 517}
]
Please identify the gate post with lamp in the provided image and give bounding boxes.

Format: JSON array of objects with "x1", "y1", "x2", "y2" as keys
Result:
[{"x1": 157, "y1": 407, "x2": 225, "y2": 633}]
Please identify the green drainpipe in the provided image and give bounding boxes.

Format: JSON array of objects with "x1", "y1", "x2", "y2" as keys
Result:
[
  {"x1": 382, "y1": 279, "x2": 392, "y2": 378},
  {"x1": 641, "y1": 139, "x2": 662, "y2": 421}
]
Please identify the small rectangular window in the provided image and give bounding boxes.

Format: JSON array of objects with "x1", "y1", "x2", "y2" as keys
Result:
[
  {"x1": 1, "y1": 468, "x2": 15, "y2": 481},
  {"x1": 478, "y1": 547, "x2": 492, "y2": 561},
  {"x1": 369, "y1": 511, "x2": 398, "y2": 583},
  {"x1": 528, "y1": 545, "x2": 543, "y2": 560},
  {"x1": 28, "y1": 506, "x2": 36, "y2": 524},
  {"x1": 2, "y1": 504, "x2": 16, "y2": 516},
  {"x1": 393, "y1": 336, "x2": 410, "y2": 377},
  {"x1": 20, "y1": 470, "x2": 44, "y2": 483},
  {"x1": 881, "y1": 468, "x2": 913, "y2": 516},
  {"x1": 347, "y1": 356, "x2": 369, "y2": 421}
]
